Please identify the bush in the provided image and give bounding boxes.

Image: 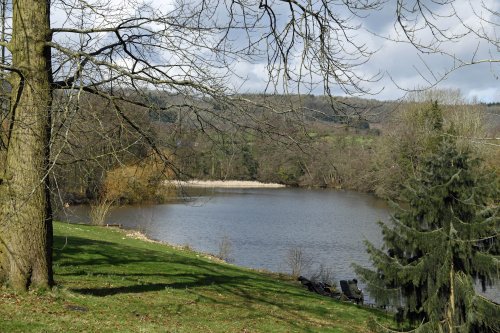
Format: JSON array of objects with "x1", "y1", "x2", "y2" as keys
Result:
[
  {"x1": 103, "y1": 152, "x2": 176, "y2": 204},
  {"x1": 89, "y1": 194, "x2": 115, "y2": 226},
  {"x1": 285, "y1": 246, "x2": 312, "y2": 277}
]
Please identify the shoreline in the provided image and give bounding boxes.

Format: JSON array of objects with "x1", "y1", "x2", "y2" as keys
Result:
[
  {"x1": 122, "y1": 228, "x2": 231, "y2": 264},
  {"x1": 29, "y1": 221, "x2": 390, "y2": 332},
  {"x1": 167, "y1": 180, "x2": 286, "y2": 188},
  {"x1": 104, "y1": 224, "x2": 383, "y2": 307}
]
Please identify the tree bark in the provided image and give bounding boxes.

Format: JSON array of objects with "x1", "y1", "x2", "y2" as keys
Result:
[
  {"x1": 0, "y1": 0, "x2": 53, "y2": 291},
  {"x1": 447, "y1": 260, "x2": 455, "y2": 333}
]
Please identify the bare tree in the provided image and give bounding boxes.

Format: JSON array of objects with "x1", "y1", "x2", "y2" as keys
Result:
[
  {"x1": 285, "y1": 246, "x2": 312, "y2": 277},
  {"x1": 392, "y1": 0, "x2": 499, "y2": 89},
  {"x1": 89, "y1": 192, "x2": 116, "y2": 226},
  {"x1": 216, "y1": 235, "x2": 233, "y2": 263},
  {"x1": 0, "y1": 0, "x2": 497, "y2": 291}
]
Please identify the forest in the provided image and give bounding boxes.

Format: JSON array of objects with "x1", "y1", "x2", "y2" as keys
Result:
[{"x1": 42, "y1": 89, "x2": 500, "y2": 209}]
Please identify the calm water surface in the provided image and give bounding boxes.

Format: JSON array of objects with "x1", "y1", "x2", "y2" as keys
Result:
[{"x1": 60, "y1": 187, "x2": 498, "y2": 303}]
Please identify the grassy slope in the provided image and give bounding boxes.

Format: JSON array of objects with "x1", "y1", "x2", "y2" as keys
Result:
[{"x1": 0, "y1": 222, "x2": 391, "y2": 332}]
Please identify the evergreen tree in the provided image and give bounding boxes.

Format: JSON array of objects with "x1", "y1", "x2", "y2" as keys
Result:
[{"x1": 356, "y1": 135, "x2": 499, "y2": 333}]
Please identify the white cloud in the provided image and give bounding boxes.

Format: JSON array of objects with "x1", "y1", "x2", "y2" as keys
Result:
[
  {"x1": 350, "y1": 0, "x2": 500, "y2": 102},
  {"x1": 49, "y1": 0, "x2": 499, "y2": 102}
]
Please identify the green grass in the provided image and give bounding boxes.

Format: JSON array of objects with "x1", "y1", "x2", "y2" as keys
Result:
[
  {"x1": 0, "y1": 222, "x2": 392, "y2": 332},
  {"x1": 322, "y1": 134, "x2": 375, "y2": 146}
]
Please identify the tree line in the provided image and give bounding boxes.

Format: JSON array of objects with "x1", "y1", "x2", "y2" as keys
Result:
[{"x1": 46, "y1": 90, "x2": 498, "y2": 207}]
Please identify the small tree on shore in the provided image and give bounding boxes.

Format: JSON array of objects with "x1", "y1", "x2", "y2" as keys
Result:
[
  {"x1": 89, "y1": 194, "x2": 115, "y2": 226},
  {"x1": 285, "y1": 246, "x2": 312, "y2": 277},
  {"x1": 356, "y1": 134, "x2": 499, "y2": 332}
]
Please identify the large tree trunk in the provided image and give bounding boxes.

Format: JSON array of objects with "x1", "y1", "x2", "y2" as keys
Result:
[{"x1": 0, "y1": 0, "x2": 53, "y2": 291}]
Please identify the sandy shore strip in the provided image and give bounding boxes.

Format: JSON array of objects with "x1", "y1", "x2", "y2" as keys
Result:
[
  {"x1": 123, "y1": 229, "x2": 228, "y2": 264},
  {"x1": 166, "y1": 180, "x2": 286, "y2": 188}
]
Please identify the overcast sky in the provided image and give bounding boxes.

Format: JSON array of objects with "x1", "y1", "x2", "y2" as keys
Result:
[
  {"x1": 357, "y1": 0, "x2": 499, "y2": 102},
  {"x1": 50, "y1": 0, "x2": 499, "y2": 103},
  {"x1": 230, "y1": 0, "x2": 500, "y2": 102}
]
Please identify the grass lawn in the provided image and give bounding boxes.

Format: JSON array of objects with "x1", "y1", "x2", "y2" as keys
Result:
[{"x1": 0, "y1": 222, "x2": 393, "y2": 332}]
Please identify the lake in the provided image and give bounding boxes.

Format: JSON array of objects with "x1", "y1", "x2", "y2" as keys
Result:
[{"x1": 59, "y1": 187, "x2": 499, "y2": 303}]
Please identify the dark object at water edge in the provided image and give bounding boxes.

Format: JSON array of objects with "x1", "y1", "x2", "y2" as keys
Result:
[
  {"x1": 339, "y1": 279, "x2": 364, "y2": 305},
  {"x1": 298, "y1": 276, "x2": 342, "y2": 299}
]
